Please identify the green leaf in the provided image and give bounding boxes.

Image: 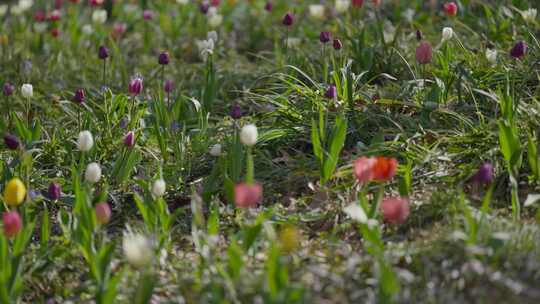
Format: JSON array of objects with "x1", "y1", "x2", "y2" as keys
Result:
[{"x1": 322, "y1": 116, "x2": 347, "y2": 184}]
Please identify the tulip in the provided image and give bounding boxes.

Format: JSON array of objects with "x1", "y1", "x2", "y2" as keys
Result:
[
  {"x1": 51, "y1": 28, "x2": 61, "y2": 38},
  {"x1": 352, "y1": 0, "x2": 364, "y2": 7},
  {"x1": 77, "y1": 130, "x2": 94, "y2": 152},
  {"x1": 381, "y1": 197, "x2": 410, "y2": 224},
  {"x1": 73, "y1": 88, "x2": 85, "y2": 104},
  {"x1": 95, "y1": 202, "x2": 111, "y2": 224},
  {"x1": 21, "y1": 84, "x2": 33, "y2": 98},
  {"x1": 325, "y1": 85, "x2": 337, "y2": 99},
  {"x1": 199, "y1": 2, "x2": 210, "y2": 14},
  {"x1": 344, "y1": 203, "x2": 368, "y2": 223},
  {"x1": 279, "y1": 225, "x2": 300, "y2": 253},
  {"x1": 443, "y1": 2, "x2": 458, "y2": 16},
  {"x1": 354, "y1": 157, "x2": 377, "y2": 182},
  {"x1": 98, "y1": 45, "x2": 109, "y2": 59},
  {"x1": 234, "y1": 182, "x2": 263, "y2": 208},
  {"x1": 142, "y1": 10, "x2": 154, "y2": 20},
  {"x1": 372, "y1": 156, "x2": 398, "y2": 181},
  {"x1": 335, "y1": 0, "x2": 350, "y2": 14},
  {"x1": 48, "y1": 182, "x2": 61, "y2": 200},
  {"x1": 416, "y1": 41, "x2": 433, "y2": 64},
  {"x1": 264, "y1": 1, "x2": 273, "y2": 12},
  {"x1": 240, "y1": 124, "x2": 258, "y2": 146},
  {"x1": 164, "y1": 79, "x2": 174, "y2": 93},
  {"x1": 209, "y1": 144, "x2": 222, "y2": 156},
  {"x1": 48, "y1": 9, "x2": 61, "y2": 21},
  {"x1": 282, "y1": 12, "x2": 294, "y2": 26},
  {"x1": 152, "y1": 179, "x2": 166, "y2": 197},
  {"x1": 92, "y1": 9, "x2": 107, "y2": 24},
  {"x1": 309, "y1": 5, "x2": 325, "y2": 20},
  {"x1": 124, "y1": 131, "x2": 135, "y2": 148},
  {"x1": 158, "y1": 51, "x2": 170, "y2": 65},
  {"x1": 371, "y1": 0, "x2": 381, "y2": 7},
  {"x1": 128, "y1": 76, "x2": 143, "y2": 96},
  {"x1": 485, "y1": 48, "x2": 497, "y2": 64},
  {"x1": 4, "y1": 134, "x2": 20, "y2": 150},
  {"x1": 510, "y1": 41, "x2": 527, "y2": 59},
  {"x1": 472, "y1": 162, "x2": 493, "y2": 184},
  {"x1": 3, "y1": 178, "x2": 26, "y2": 206},
  {"x1": 123, "y1": 233, "x2": 153, "y2": 267},
  {"x1": 230, "y1": 104, "x2": 243, "y2": 119},
  {"x1": 2, "y1": 211, "x2": 22, "y2": 238},
  {"x1": 333, "y1": 39, "x2": 342, "y2": 50},
  {"x1": 3, "y1": 83, "x2": 14, "y2": 96},
  {"x1": 34, "y1": 10, "x2": 46, "y2": 22},
  {"x1": 85, "y1": 162, "x2": 102, "y2": 183},
  {"x1": 319, "y1": 31, "x2": 331, "y2": 44},
  {"x1": 441, "y1": 27, "x2": 454, "y2": 42},
  {"x1": 416, "y1": 29, "x2": 423, "y2": 41}
]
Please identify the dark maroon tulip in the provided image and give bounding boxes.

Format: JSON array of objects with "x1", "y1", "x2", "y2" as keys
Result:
[
  {"x1": 416, "y1": 41, "x2": 433, "y2": 64},
  {"x1": 48, "y1": 182, "x2": 61, "y2": 200},
  {"x1": 333, "y1": 39, "x2": 342, "y2": 50},
  {"x1": 282, "y1": 12, "x2": 294, "y2": 26},
  {"x1": 200, "y1": 2, "x2": 210, "y2": 14},
  {"x1": 128, "y1": 77, "x2": 143, "y2": 96},
  {"x1": 325, "y1": 85, "x2": 337, "y2": 99},
  {"x1": 98, "y1": 45, "x2": 109, "y2": 59},
  {"x1": 320, "y1": 31, "x2": 331, "y2": 43},
  {"x1": 164, "y1": 79, "x2": 174, "y2": 93},
  {"x1": 73, "y1": 89, "x2": 85, "y2": 104},
  {"x1": 158, "y1": 51, "x2": 170, "y2": 65},
  {"x1": 230, "y1": 104, "x2": 243, "y2": 119},
  {"x1": 472, "y1": 162, "x2": 493, "y2": 184},
  {"x1": 4, "y1": 134, "x2": 20, "y2": 150},
  {"x1": 124, "y1": 131, "x2": 135, "y2": 148},
  {"x1": 416, "y1": 29, "x2": 423, "y2": 41},
  {"x1": 510, "y1": 41, "x2": 527, "y2": 59},
  {"x1": 264, "y1": 1, "x2": 273, "y2": 12},
  {"x1": 3, "y1": 83, "x2": 14, "y2": 96}
]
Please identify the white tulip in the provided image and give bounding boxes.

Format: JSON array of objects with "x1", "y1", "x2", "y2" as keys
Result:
[
  {"x1": 18, "y1": 0, "x2": 33, "y2": 10},
  {"x1": 207, "y1": 31, "x2": 218, "y2": 43},
  {"x1": 485, "y1": 48, "x2": 497, "y2": 64},
  {"x1": 441, "y1": 27, "x2": 454, "y2": 42},
  {"x1": 33, "y1": 23, "x2": 47, "y2": 33},
  {"x1": 77, "y1": 131, "x2": 94, "y2": 152},
  {"x1": 152, "y1": 179, "x2": 166, "y2": 197},
  {"x1": 82, "y1": 24, "x2": 94, "y2": 35},
  {"x1": 309, "y1": 5, "x2": 325, "y2": 20},
  {"x1": 286, "y1": 37, "x2": 301, "y2": 48},
  {"x1": 335, "y1": 0, "x2": 350, "y2": 14},
  {"x1": 208, "y1": 14, "x2": 223, "y2": 28},
  {"x1": 176, "y1": 0, "x2": 189, "y2": 4},
  {"x1": 196, "y1": 38, "x2": 215, "y2": 62},
  {"x1": 522, "y1": 8, "x2": 537, "y2": 23},
  {"x1": 209, "y1": 144, "x2": 222, "y2": 157},
  {"x1": 123, "y1": 233, "x2": 153, "y2": 268},
  {"x1": 92, "y1": 9, "x2": 107, "y2": 24},
  {"x1": 344, "y1": 204, "x2": 368, "y2": 224},
  {"x1": 85, "y1": 162, "x2": 102, "y2": 183},
  {"x1": 21, "y1": 84, "x2": 33, "y2": 98},
  {"x1": 240, "y1": 124, "x2": 258, "y2": 146}
]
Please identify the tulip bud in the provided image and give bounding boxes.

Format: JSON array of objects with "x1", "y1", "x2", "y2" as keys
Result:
[
  {"x1": 416, "y1": 41, "x2": 433, "y2": 64},
  {"x1": 472, "y1": 162, "x2": 493, "y2": 184},
  {"x1": 234, "y1": 182, "x2": 263, "y2": 208},
  {"x1": 443, "y1": 2, "x2": 458, "y2": 16},
  {"x1": 200, "y1": 2, "x2": 210, "y2": 14},
  {"x1": 319, "y1": 31, "x2": 331, "y2": 44},
  {"x1": 164, "y1": 79, "x2": 174, "y2": 93},
  {"x1": 3, "y1": 83, "x2": 14, "y2": 96},
  {"x1": 510, "y1": 41, "x2": 527, "y2": 59},
  {"x1": 128, "y1": 76, "x2": 143, "y2": 96},
  {"x1": 209, "y1": 144, "x2": 222, "y2": 156},
  {"x1": 230, "y1": 104, "x2": 243, "y2": 119},
  {"x1": 352, "y1": 0, "x2": 364, "y2": 7},
  {"x1": 264, "y1": 1, "x2": 273, "y2": 12},
  {"x1": 21, "y1": 84, "x2": 33, "y2": 98},
  {"x1": 95, "y1": 202, "x2": 111, "y2": 224},
  {"x1": 152, "y1": 179, "x2": 166, "y2": 197},
  {"x1": 158, "y1": 51, "x2": 170, "y2": 65},
  {"x1": 124, "y1": 131, "x2": 135, "y2": 148},
  {"x1": 485, "y1": 48, "x2": 497, "y2": 64},
  {"x1": 98, "y1": 45, "x2": 109, "y2": 59},
  {"x1": 2, "y1": 211, "x2": 22, "y2": 238},
  {"x1": 344, "y1": 203, "x2": 368, "y2": 223},
  {"x1": 142, "y1": 10, "x2": 154, "y2": 20},
  {"x1": 441, "y1": 27, "x2": 454, "y2": 42},
  {"x1": 85, "y1": 162, "x2": 102, "y2": 183},
  {"x1": 123, "y1": 233, "x2": 153, "y2": 267},
  {"x1": 335, "y1": 0, "x2": 350, "y2": 14},
  {"x1": 3, "y1": 178, "x2": 27, "y2": 206},
  {"x1": 282, "y1": 12, "x2": 294, "y2": 26},
  {"x1": 333, "y1": 39, "x2": 342, "y2": 50},
  {"x1": 4, "y1": 134, "x2": 20, "y2": 150},
  {"x1": 416, "y1": 29, "x2": 423, "y2": 41},
  {"x1": 48, "y1": 182, "x2": 61, "y2": 200},
  {"x1": 381, "y1": 197, "x2": 410, "y2": 224},
  {"x1": 77, "y1": 130, "x2": 94, "y2": 152},
  {"x1": 325, "y1": 85, "x2": 337, "y2": 99},
  {"x1": 240, "y1": 124, "x2": 258, "y2": 146},
  {"x1": 73, "y1": 88, "x2": 85, "y2": 104}
]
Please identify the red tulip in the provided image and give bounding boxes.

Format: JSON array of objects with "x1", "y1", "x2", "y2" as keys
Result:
[
  {"x1": 443, "y1": 2, "x2": 458, "y2": 16},
  {"x1": 381, "y1": 197, "x2": 410, "y2": 224},
  {"x1": 371, "y1": 157, "x2": 398, "y2": 181},
  {"x1": 234, "y1": 183, "x2": 263, "y2": 208},
  {"x1": 2, "y1": 211, "x2": 22, "y2": 238},
  {"x1": 352, "y1": 0, "x2": 364, "y2": 8}
]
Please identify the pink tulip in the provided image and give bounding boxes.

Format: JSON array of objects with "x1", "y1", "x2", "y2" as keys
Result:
[
  {"x1": 234, "y1": 183, "x2": 263, "y2": 208},
  {"x1": 95, "y1": 202, "x2": 112, "y2": 225},
  {"x1": 2, "y1": 211, "x2": 22, "y2": 238},
  {"x1": 381, "y1": 197, "x2": 410, "y2": 224},
  {"x1": 416, "y1": 41, "x2": 433, "y2": 64},
  {"x1": 353, "y1": 157, "x2": 376, "y2": 183}
]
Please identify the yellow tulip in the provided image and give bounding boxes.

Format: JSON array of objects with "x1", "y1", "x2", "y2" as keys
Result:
[
  {"x1": 279, "y1": 225, "x2": 300, "y2": 254},
  {"x1": 3, "y1": 178, "x2": 26, "y2": 206}
]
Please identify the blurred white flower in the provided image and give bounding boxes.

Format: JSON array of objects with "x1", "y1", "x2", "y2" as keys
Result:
[
  {"x1": 522, "y1": 8, "x2": 537, "y2": 23},
  {"x1": 309, "y1": 4, "x2": 325, "y2": 20},
  {"x1": 152, "y1": 179, "x2": 166, "y2": 197},
  {"x1": 344, "y1": 204, "x2": 368, "y2": 223},
  {"x1": 207, "y1": 31, "x2": 218, "y2": 43},
  {"x1": 92, "y1": 9, "x2": 107, "y2": 24},
  {"x1": 33, "y1": 23, "x2": 47, "y2": 33},
  {"x1": 441, "y1": 27, "x2": 454, "y2": 42},
  {"x1": 207, "y1": 7, "x2": 223, "y2": 28},
  {"x1": 240, "y1": 124, "x2": 258, "y2": 146},
  {"x1": 402, "y1": 8, "x2": 415, "y2": 22},
  {"x1": 21, "y1": 84, "x2": 33, "y2": 98},
  {"x1": 123, "y1": 4, "x2": 139, "y2": 13},
  {"x1": 0, "y1": 5, "x2": 8, "y2": 17},
  {"x1": 176, "y1": 0, "x2": 189, "y2": 4},
  {"x1": 383, "y1": 21, "x2": 396, "y2": 44},
  {"x1": 485, "y1": 48, "x2": 497, "y2": 64},
  {"x1": 77, "y1": 131, "x2": 94, "y2": 152},
  {"x1": 196, "y1": 38, "x2": 215, "y2": 61},
  {"x1": 335, "y1": 0, "x2": 350, "y2": 14},
  {"x1": 123, "y1": 233, "x2": 153, "y2": 268},
  {"x1": 209, "y1": 144, "x2": 222, "y2": 156},
  {"x1": 18, "y1": 0, "x2": 33, "y2": 10},
  {"x1": 85, "y1": 162, "x2": 102, "y2": 183},
  {"x1": 286, "y1": 37, "x2": 301, "y2": 48},
  {"x1": 82, "y1": 24, "x2": 94, "y2": 35}
]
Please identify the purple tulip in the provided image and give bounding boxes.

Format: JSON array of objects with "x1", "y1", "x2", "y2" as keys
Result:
[
  {"x1": 164, "y1": 79, "x2": 174, "y2": 93},
  {"x1": 333, "y1": 39, "x2": 342, "y2": 50},
  {"x1": 98, "y1": 45, "x2": 109, "y2": 60},
  {"x1": 264, "y1": 1, "x2": 273, "y2": 12},
  {"x1": 124, "y1": 131, "x2": 135, "y2": 148},
  {"x1": 320, "y1": 32, "x2": 331, "y2": 44},
  {"x1": 3, "y1": 83, "x2": 14, "y2": 96},
  {"x1": 48, "y1": 182, "x2": 61, "y2": 200},
  {"x1": 416, "y1": 41, "x2": 433, "y2": 64},
  {"x1": 200, "y1": 2, "x2": 210, "y2": 14},
  {"x1": 282, "y1": 12, "x2": 294, "y2": 26},
  {"x1": 158, "y1": 51, "x2": 170, "y2": 65},
  {"x1": 472, "y1": 163, "x2": 494, "y2": 184},
  {"x1": 128, "y1": 76, "x2": 143, "y2": 96},
  {"x1": 143, "y1": 10, "x2": 154, "y2": 20},
  {"x1": 73, "y1": 89, "x2": 85, "y2": 104},
  {"x1": 416, "y1": 29, "x2": 423, "y2": 41},
  {"x1": 230, "y1": 104, "x2": 243, "y2": 119},
  {"x1": 325, "y1": 85, "x2": 337, "y2": 99},
  {"x1": 4, "y1": 134, "x2": 20, "y2": 150},
  {"x1": 119, "y1": 117, "x2": 129, "y2": 129},
  {"x1": 510, "y1": 41, "x2": 527, "y2": 59}
]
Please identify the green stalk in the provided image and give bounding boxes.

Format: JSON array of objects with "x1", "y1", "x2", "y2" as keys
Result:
[{"x1": 246, "y1": 146, "x2": 254, "y2": 185}]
